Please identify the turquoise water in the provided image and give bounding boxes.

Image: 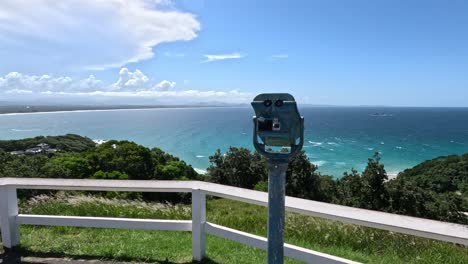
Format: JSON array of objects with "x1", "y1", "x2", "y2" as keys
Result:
[{"x1": 0, "y1": 107, "x2": 467, "y2": 177}]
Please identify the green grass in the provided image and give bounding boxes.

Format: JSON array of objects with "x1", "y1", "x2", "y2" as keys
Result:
[{"x1": 1, "y1": 193, "x2": 467, "y2": 263}]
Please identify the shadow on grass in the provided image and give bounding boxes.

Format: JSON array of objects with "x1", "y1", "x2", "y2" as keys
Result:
[{"x1": 1, "y1": 247, "x2": 219, "y2": 264}]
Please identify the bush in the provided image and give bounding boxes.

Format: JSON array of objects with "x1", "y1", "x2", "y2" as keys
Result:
[
  {"x1": 254, "y1": 181, "x2": 268, "y2": 192},
  {"x1": 91, "y1": 170, "x2": 129, "y2": 180}
]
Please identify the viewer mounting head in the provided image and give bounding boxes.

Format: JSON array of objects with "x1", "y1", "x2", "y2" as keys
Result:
[{"x1": 251, "y1": 93, "x2": 304, "y2": 162}]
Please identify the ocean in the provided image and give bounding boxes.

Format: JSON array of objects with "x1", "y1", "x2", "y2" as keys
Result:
[{"x1": 0, "y1": 107, "x2": 467, "y2": 177}]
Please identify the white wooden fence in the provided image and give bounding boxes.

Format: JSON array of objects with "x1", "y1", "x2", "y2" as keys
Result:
[{"x1": 1, "y1": 178, "x2": 467, "y2": 263}]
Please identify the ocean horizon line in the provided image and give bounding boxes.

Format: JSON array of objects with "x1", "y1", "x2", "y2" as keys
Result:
[
  {"x1": 1, "y1": 107, "x2": 466, "y2": 177},
  {"x1": 2, "y1": 104, "x2": 468, "y2": 116},
  {"x1": 0, "y1": 105, "x2": 242, "y2": 116}
]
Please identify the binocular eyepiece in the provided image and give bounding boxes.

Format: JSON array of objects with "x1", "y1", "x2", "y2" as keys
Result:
[
  {"x1": 263, "y1": 99, "x2": 285, "y2": 107},
  {"x1": 251, "y1": 93, "x2": 304, "y2": 160}
]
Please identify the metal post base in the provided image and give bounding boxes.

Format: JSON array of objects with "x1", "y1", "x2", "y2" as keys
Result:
[{"x1": 266, "y1": 160, "x2": 288, "y2": 264}]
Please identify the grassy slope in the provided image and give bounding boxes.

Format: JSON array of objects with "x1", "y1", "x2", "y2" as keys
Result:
[{"x1": 1, "y1": 194, "x2": 467, "y2": 264}]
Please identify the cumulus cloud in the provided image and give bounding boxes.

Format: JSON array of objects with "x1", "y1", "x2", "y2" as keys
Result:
[
  {"x1": 0, "y1": 71, "x2": 102, "y2": 93},
  {"x1": 0, "y1": 0, "x2": 200, "y2": 71},
  {"x1": 112, "y1": 68, "x2": 150, "y2": 90},
  {"x1": 0, "y1": 68, "x2": 251, "y2": 104},
  {"x1": 202, "y1": 53, "x2": 244, "y2": 63},
  {"x1": 153, "y1": 80, "x2": 176, "y2": 91}
]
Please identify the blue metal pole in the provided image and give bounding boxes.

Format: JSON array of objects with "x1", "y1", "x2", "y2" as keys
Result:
[{"x1": 267, "y1": 160, "x2": 288, "y2": 264}]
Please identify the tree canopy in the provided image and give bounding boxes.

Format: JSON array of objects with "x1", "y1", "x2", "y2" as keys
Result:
[
  {"x1": 206, "y1": 148, "x2": 468, "y2": 224},
  {"x1": 0, "y1": 137, "x2": 198, "y2": 203},
  {"x1": 0, "y1": 134, "x2": 95, "y2": 152},
  {"x1": 1, "y1": 135, "x2": 467, "y2": 223}
]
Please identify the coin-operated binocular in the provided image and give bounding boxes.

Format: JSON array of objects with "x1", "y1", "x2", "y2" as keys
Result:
[
  {"x1": 252, "y1": 93, "x2": 304, "y2": 161},
  {"x1": 251, "y1": 93, "x2": 304, "y2": 264}
]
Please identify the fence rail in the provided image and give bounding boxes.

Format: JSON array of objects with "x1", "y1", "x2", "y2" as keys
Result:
[{"x1": 1, "y1": 178, "x2": 467, "y2": 263}]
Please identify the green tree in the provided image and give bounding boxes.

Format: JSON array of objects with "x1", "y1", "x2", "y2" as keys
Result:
[
  {"x1": 335, "y1": 154, "x2": 389, "y2": 210},
  {"x1": 156, "y1": 160, "x2": 195, "y2": 180},
  {"x1": 316, "y1": 175, "x2": 337, "y2": 203},
  {"x1": 423, "y1": 192, "x2": 467, "y2": 224},
  {"x1": 361, "y1": 153, "x2": 389, "y2": 210},
  {"x1": 42, "y1": 154, "x2": 91, "y2": 179},
  {"x1": 209, "y1": 149, "x2": 335, "y2": 202},
  {"x1": 0, "y1": 134, "x2": 95, "y2": 152},
  {"x1": 206, "y1": 149, "x2": 224, "y2": 183},
  {"x1": 334, "y1": 169, "x2": 364, "y2": 207},
  {"x1": 0, "y1": 155, "x2": 49, "y2": 178},
  {"x1": 386, "y1": 177, "x2": 429, "y2": 217},
  {"x1": 0, "y1": 153, "x2": 52, "y2": 198},
  {"x1": 151, "y1": 147, "x2": 174, "y2": 165},
  {"x1": 285, "y1": 151, "x2": 322, "y2": 200},
  {"x1": 207, "y1": 147, "x2": 266, "y2": 189},
  {"x1": 151, "y1": 147, "x2": 198, "y2": 181},
  {"x1": 90, "y1": 170, "x2": 141, "y2": 199},
  {"x1": 398, "y1": 154, "x2": 468, "y2": 194},
  {"x1": 86, "y1": 141, "x2": 154, "y2": 180},
  {"x1": 0, "y1": 149, "x2": 11, "y2": 176},
  {"x1": 386, "y1": 177, "x2": 467, "y2": 224}
]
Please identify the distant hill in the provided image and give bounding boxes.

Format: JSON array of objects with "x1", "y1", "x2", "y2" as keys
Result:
[
  {"x1": 0, "y1": 104, "x2": 245, "y2": 114},
  {"x1": 0, "y1": 134, "x2": 96, "y2": 152},
  {"x1": 399, "y1": 153, "x2": 468, "y2": 196}
]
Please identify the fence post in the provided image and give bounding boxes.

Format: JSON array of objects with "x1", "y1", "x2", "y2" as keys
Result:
[
  {"x1": 0, "y1": 186, "x2": 20, "y2": 250},
  {"x1": 192, "y1": 188, "x2": 206, "y2": 261}
]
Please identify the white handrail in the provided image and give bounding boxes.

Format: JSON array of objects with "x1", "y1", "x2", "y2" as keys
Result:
[
  {"x1": 199, "y1": 182, "x2": 468, "y2": 245},
  {"x1": 1, "y1": 178, "x2": 467, "y2": 263},
  {"x1": 16, "y1": 215, "x2": 192, "y2": 231}
]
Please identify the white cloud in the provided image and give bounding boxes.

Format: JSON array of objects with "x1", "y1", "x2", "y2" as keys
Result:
[
  {"x1": 5, "y1": 89, "x2": 33, "y2": 94},
  {"x1": 202, "y1": 53, "x2": 244, "y2": 63},
  {"x1": 270, "y1": 54, "x2": 289, "y2": 59},
  {"x1": 0, "y1": 0, "x2": 200, "y2": 71},
  {"x1": 0, "y1": 68, "x2": 251, "y2": 104},
  {"x1": 0, "y1": 71, "x2": 102, "y2": 93},
  {"x1": 112, "y1": 68, "x2": 150, "y2": 90},
  {"x1": 77, "y1": 75, "x2": 104, "y2": 92},
  {"x1": 153, "y1": 80, "x2": 176, "y2": 91}
]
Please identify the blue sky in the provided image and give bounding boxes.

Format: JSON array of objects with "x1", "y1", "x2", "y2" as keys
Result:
[{"x1": 0, "y1": 0, "x2": 467, "y2": 106}]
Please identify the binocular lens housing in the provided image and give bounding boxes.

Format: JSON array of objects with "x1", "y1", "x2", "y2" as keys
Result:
[
  {"x1": 275, "y1": 100, "x2": 284, "y2": 107},
  {"x1": 252, "y1": 93, "x2": 304, "y2": 158},
  {"x1": 264, "y1": 99, "x2": 284, "y2": 107}
]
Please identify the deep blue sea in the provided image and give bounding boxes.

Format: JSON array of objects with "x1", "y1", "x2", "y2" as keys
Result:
[{"x1": 0, "y1": 107, "x2": 467, "y2": 177}]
